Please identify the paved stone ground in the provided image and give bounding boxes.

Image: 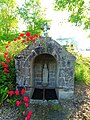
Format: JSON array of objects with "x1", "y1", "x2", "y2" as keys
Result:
[{"x1": 0, "y1": 82, "x2": 90, "y2": 120}]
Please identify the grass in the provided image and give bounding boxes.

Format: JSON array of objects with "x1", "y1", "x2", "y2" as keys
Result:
[
  {"x1": 49, "y1": 104, "x2": 62, "y2": 111},
  {"x1": 75, "y1": 55, "x2": 90, "y2": 84}
]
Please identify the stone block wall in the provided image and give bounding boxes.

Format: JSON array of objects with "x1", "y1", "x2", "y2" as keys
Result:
[{"x1": 15, "y1": 37, "x2": 76, "y2": 100}]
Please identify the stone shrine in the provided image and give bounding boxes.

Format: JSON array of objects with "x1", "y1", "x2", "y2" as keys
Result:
[{"x1": 15, "y1": 36, "x2": 76, "y2": 100}]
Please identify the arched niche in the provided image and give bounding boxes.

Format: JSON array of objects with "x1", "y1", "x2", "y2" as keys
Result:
[{"x1": 32, "y1": 53, "x2": 57, "y2": 88}]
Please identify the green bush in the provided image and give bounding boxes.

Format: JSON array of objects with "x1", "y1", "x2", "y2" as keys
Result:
[
  {"x1": 66, "y1": 45, "x2": 90, "y2": 84},
  {"x1": 75, "y1": 56, "x2": 90, "y2": 84},
  {"x1": 0, "y1": 32, "x2": 39, "y2": 105},
  {"x1": 0, "y1": 39, "x2": 26, "y2": 105},
  {"x1": 0, "y1": 58, "x2": 16, "y2": 105}
]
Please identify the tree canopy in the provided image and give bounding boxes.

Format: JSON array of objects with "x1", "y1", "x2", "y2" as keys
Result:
[
  {"x1": 0, "y1": 0, "x2": 18, "y2": 40},
  {"x1": 0, "y1": 0, "x2": 90, "y2": 41},
  {"x1": 54, "y1": 0, "x2": 90, "y2": 29},
  {"x1": 18, "y1": 0, "x2": 48, "y2": 35}
]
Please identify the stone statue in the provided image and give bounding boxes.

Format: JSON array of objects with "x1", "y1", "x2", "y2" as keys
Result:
[{"x1": 42, "y1": 64, "x2": 48, "y2": 86}]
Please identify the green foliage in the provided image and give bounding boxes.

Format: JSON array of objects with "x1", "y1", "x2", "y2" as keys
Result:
[
  {"x1": 0, "y1": 32, "x2": 39, "y2": 105},
  {"x1": 66, "y1": 45, "x2": 90, "y2": 84},
  {"x1": 54, "y1": 0, "x2": 90, "y2": 29},
  {"x1": 18, "y1": 0, "x2": 48, "y2": 35},
  {"x1": 75, "y1": 56, "x2": 90, "y2": 84},
  {"x1": 7, "y1": 90, "x2": 28, "y2": 119},
  {"x1": 50, "y1": 104, "x2": 62, "y2": 111},
  {"x1": 0, "y1": 41, "x2": 7, "y2": 56},
  {"x1": 0, "y1": 33, "x2": 20, "y2": 42},
  {"x1": 0, "y1": 40, "x2": 25, "y2": 105},
  {"x1": 0, "y1": 59, "x2": 16, "y2": 105},
  {"x1": 0, "y1": 0, "x2": 18, "y2": 41}
]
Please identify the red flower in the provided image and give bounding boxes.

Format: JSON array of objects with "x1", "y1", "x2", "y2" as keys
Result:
[
  {"x1": 8, "y1": 41, "x2": 11, "y2": 44},
  {"x1": 16, "y1": 100, "x2": 22, "y2": 106},
  {"x1": 4, "y1": 52, "x2": 8, "y2": 55},
  {"x1": 14, "y1": 38, "x2": 17, "y2": 41},
  {"x1": 21, "y1": 88, "x2": 25, "y2": 95},
  {"x1": 25, "y1": 117, "x2": 28, "y2": 120},
  {"x1": 27, "y1": 115, "x2": 30, "y2": 120},
  {"x1": 27, "y1": 111, "x2": 33, "y2": 116},
  {"x1": 2, "y1": 62, "x2": 8, "y2": 68},
  {"x1": 6, "y1": 45, "x2": 9, "y2": 49},
  {"x1": 24, "y1": 110, "x2": 32, "y2": 120},
  {"x1": 26, "y1": 38, "x2": 30, "y2": 41},
  {"x1": 4, "y1": 55, "x2": 7, "y2": 58},
  {"x1": 34, "y1": 34, "x2": 38, "y2": 38},
  {"x1": 4, "y1": 52, "x2": 8, "y2": 58},
  {"x1": 39, "y1": 36, "x2": 41, "y2": 38},
  {"x1": 23, "y1": 96, "x2": 29, "y2": 103},
  {"x1": 18, "y1": 36, "x2": 21, "y2": 40},
  {"x1": 29, "y1": 36, "x2": 33, "y2": 40},
  {"x1": 22, "y1": 40, "x2": 25, "y2": 42},
  {"x1": 20, "y1": 33, "x2": 24, "y2": 37},
  {"x1": 23, "y1": 111, "x2": 26, "y2": 115},
  {"x1": 25, "y1": 103, "x2": 29, "y2": 107},
  {"x1": 4, "y1": 68, "x2": 9, "y2": 73},
  {"x1": 26, "y1": 32, "x2": 30, "y2": 37},
  {"x1": 15, "y1": 89, "x2": 19, "y2": 96},
  {"x1": 31, "y1": 39, "x2": 35, "y2": 43},
  {"x1": 27, "y1": 111, "x2": 32, "y2": 120},
  {"x1": 10, "y1": 86, "x2": 12, "y2": 88},
  {"x1": 8, "y1": 90, "x2": 14, "y2": 97},
  {"x1": 6, "y1": 59, "x2": 10, "y2": 63}
]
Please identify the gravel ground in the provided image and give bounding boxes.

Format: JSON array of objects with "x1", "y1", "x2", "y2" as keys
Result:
[{"x1": 0, "y1": 82, "x2": 90, "y2": 120}]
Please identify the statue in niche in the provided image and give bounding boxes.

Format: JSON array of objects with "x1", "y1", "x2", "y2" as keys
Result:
[{"x1": 42, "y1": 64, "x2": 49, "y2": 86}]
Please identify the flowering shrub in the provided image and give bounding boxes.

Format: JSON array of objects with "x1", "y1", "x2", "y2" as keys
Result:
[
  {"x1": 0, "y1": 32, "x2": 39, "y2": 119},
  {"x1": 8, "y1": 87, "x2": 32, "y2": 120}
]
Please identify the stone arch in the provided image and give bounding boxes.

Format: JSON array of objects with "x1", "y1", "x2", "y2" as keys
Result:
[
  {"x1": 15, "y1": 37, "x2": 75, "y2": 100},
  {"x1": 31, "y1": 53, "x2": 57, "y2": 88}
]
